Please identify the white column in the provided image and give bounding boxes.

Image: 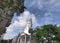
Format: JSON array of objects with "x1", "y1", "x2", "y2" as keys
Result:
[
  {"x1": 30, "y1": 35, "x2": 31, "y2": 43},
  {"x1": 20, "y1": 37, "x2": 22, "y2": 43},
  {"x1": 19, "y1": 37, "x2": 21, "y2": 43},
  {"x1": 17, "y1": 37, "x2": 20, "y2": 43},
  {"x1": 25, "y1": 35, "x2": 26, "y2": 43},
  {"x1": 7, "y1": 40, "x2": 9, "y2": 43}
]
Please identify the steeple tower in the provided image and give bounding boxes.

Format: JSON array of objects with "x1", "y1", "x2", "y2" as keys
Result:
[
  {"x1": 12, "y1": 16, "x2": 32, "y2": 43},
  {"x1": 24, "y1": 16, "x2": 32, "y2": 35},
  {"x1": 27, "y1": 17, "x2": 32, "y2": 28}
]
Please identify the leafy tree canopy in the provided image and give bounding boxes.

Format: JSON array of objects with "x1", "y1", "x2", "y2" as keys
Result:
[{"x1": 32, "y1": 24, "x2": 60, "y2": 43}]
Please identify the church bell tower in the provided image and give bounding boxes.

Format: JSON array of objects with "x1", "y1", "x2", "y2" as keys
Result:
[{"x1": 12, "y1": 16, "x2": 32, "y2": 43}]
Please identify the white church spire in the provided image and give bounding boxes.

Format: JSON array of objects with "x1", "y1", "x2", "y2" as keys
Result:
[{"x1": 24, "y1": 16, "x2": 32, "y2": 35}]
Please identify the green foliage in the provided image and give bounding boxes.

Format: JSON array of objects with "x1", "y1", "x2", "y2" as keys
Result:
[
  {"x1": 0, "y1": 0, "x2": 24, "y2": 35},
  {"x1": 29, "y1": 28, "x2": 33, "y2": 34},
  {"x1": 32, "y1": 24, "x2": 60, "y2": 43},
  {"x1": 0, "y1": 0, "x2": 24, "y2": 13},
  {"x1": 41, "y1": 24, "x2": 58, "y2": 35},
  {"x1": 0, "y1": 28, "x2": 6, "y2": 35}
]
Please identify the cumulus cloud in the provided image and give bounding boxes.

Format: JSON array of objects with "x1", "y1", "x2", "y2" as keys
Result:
[
  {"x1": 25, "y1": 0, "x2": 60, "y2": 25},
  {"x1": 25, "y1": 0, "x2": 60, "y2": 11},
  {"x1": 25, "y1": 0, "x2": 60, "y2": 13},
  {"x1": 44, "y1": 12, "x2": 53, "y2": 24},
  {"x1": 3, "y1": 10, "x2": 39, "y2": 40}
]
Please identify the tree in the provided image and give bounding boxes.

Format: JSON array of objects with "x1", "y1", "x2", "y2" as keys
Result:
[
  {"x1": 41, "y1": 24, "x2": 57, "y2": 34},
  {"x1": 55, "y1": 26, "x2": 60, "y2": 42},
  {"x1": 0, "y1": 0, "x2": 24, "y2": 35},
  {"x1": 33, "y1": 27, "x2": 47, "y2": 43},
  {"x1": 33, "y1": 24, "x2": 60, "y2": 43}
]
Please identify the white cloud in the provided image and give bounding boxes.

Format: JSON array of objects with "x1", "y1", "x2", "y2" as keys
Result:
[
  {"x1": 3, "y1": 10, "x2": 39, "y2": 40},
  {"x1": 43, "y1": 12, "x2": 53, "y2": 24},
  {"x1": 25, "y1": 0, "x2": 60, "y2": 25},
  {"x1": 25, "y1": 0, "x2": 60, "y2": 11}
]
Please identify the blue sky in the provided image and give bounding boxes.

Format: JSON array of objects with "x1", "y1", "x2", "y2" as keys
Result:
[
  {"x1": 24, "y1": 0, "x2": 60, "y2": 26},
  {"x1": 3, "y1": 0, "x2": 60, "y2": 40}
]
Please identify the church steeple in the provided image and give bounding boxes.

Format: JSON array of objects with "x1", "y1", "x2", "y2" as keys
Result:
[
  {"x1": 27, "y1": 17, "x2": 32, "y2": 28},
  {"x1": 24, "y1": 16, "x2": 32, "y2": 35},
  {"x1": 12, "y1": 15, "x2": 32, "y2": 43}
]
